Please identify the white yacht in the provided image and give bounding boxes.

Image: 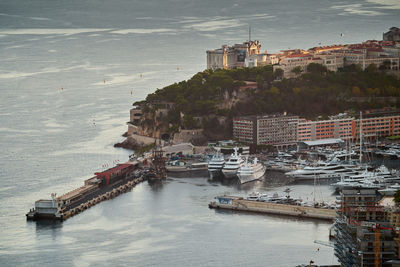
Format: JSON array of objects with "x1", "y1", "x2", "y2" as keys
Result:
[
  {"x1": 285, "y1": 161, "x2": 361, "y2": 181},
  {"x1": 332, "y1": 165, "x2": 399, "y2": 191},
  {"x1": 208, "y1": 148, "x2": 225, "y2": 178},
  {"x1": 378, "y1": 184, "x2": 400, "y2": 196},
  {"x1": 221, "y1": 147, "x2": 244, "y2": 179},
  {"x1": 237, "y1": 157, "x2": 266, "y2": 184}
]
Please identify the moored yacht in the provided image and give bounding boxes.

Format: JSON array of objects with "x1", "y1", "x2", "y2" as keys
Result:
[
  {"x1": 285, "y1": 160, "x2": 362, "y2": 181},
  {"x1": 237, "y1": 157, "x2": 266, "y2": 184},
  {"x1": 208, "y1": 148, "x2": 225, "y2": 179},
  {"x1": 331, "y1": 164, "x2": 396, "y2": 191},
  {"x1": 221, "y1": 147, "x2": 244, "y2": 179},
  {"x1": 378, "y1": 184, "x2": 400, "y2": 196}
]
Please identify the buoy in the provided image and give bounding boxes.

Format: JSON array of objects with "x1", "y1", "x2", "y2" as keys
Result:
[{"x1": 104, "y1": 80, "x2": 106, "y2": 83}]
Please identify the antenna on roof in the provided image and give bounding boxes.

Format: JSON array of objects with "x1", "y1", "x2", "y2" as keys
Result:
[{"x1": 248, "y1": 26, "x2": 251, "y2": 42}]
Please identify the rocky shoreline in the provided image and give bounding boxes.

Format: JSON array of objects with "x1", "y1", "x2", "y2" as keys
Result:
[
  {"x1": 114, "y1": 132, "x2": 159, "y2": 151},
  {"x1": 114, "y1": 136, "x2": 141, "y2": 150}
]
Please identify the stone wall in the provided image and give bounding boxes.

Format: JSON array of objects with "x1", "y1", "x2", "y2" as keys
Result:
[
  {"x1": 172, "y1": 129, "x2": 204, "y2": 144},
  {"x1": 128, "y1": 134, "x2": 156, "y2": 146}
]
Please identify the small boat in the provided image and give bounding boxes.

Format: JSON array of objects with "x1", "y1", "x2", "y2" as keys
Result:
[
  {"x1": 246, "y1": 191, "x2": 261, "y2": 201},
  {"x1": 237, "y1": 157, "x2": 266, "y2": 184},
  {"x1": 166, "y1": 160, "x2": 208, "y2": 178}
]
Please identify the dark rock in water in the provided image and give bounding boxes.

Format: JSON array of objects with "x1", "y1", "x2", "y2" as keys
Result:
[{"x1": 114, "y1": 137, "x2": 140, "y2": 150}]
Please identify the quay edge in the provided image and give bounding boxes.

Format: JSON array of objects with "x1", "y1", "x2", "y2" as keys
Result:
[{"x1": 209, "y1": 196, "x2": 336, "y2": 221}]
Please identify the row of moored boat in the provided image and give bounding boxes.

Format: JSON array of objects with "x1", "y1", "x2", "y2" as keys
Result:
[{"x1": 208, "y1": 147, "x2": 266, "y2": 184}]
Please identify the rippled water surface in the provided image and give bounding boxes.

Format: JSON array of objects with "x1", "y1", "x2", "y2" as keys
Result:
[{"x1": 1, "y1": 0, "x2": 399, "y2": 266}]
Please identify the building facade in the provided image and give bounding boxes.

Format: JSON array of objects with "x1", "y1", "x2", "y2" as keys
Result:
[
  {"x1": 383, "y1": 27, "x2": 400, "y2": 42},
  {"x1": 232, "y1": 117, "x2": 256, "y2": 144},
  {"x1": 206, "y1": 40, "x2": 262, "y2": 70},
  {"x1": 234, "y1": 110, "x2": 400, "y2": 146},
  {"x1": 233, "y1": 114, "x2": 299, "y2": 146},
  {"x1": 297, "y1": 118, "x2": 353, "y2": 142},
  {"x1": 207, "y1": 28, "x2": 400, "y2": 77},
  {"x1": 334, "y1": 189, "x2": 397, "y2": 267},
  {"x1": 353, "y1": 113, "x2": 400, "y2": 141}
]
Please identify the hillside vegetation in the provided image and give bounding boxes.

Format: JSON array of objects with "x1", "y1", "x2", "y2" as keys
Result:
[{"x1": 134, "y1": 64, "x2": 400, "y2": 140}]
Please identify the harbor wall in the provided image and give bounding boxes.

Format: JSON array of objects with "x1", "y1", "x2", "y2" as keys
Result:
[
  {"x1": 62, "y1": 176, "x2": 146, "y2": 220},
  {"x1": 210, "y1": 198, "x2": 336, "y2": 220}
]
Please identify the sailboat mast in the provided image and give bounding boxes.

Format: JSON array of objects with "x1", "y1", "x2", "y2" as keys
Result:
[{"x1": 359, "y1": 111, "x2": 363, "y2": 163}]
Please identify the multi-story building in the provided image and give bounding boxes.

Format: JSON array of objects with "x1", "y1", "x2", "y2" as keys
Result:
[
  {"x1": 331, "y1": 44, "x2": 400, "y2": 71},
  {"x1": 208, "y1": 28, "x2": 400, "y2": 76},
  {"x1": 298, "y1": 110, "x2": 400, "y2": 143},
  {"x1": 273, "y1": 53, "x2": 344, "y2": 78},
  {"x1": 317, "y1": 53, "x2": 344, "y2": 72},
  {"x1": 273, "y1": 53, "x2": 317, "y2": 78},
  {"x1": 233, "y1": 114, "x2": 299, "y2": 146},
  {"x1": 206, "y1": 40, "x2": 261, "y2": 70},
  {"x1": 353, "y1": 111, "x2": 400, "y2": 141},
  {"x1": 334, "y1": 189, "x2": 397, "y2": 267},
  {"x1": 235, "y1": 110, "x2": 400, "y2": 146},
  {"x1": 257, "y1": 114, "x2": 298, "y2": 146},
  {"x1": 297, "y1": 118, "x2": 353, "y2": 142},
  {"x1": 245, "y1": 53, "x2": 279, "y2": 67},
  {"x1": 383, "y1": 27, "x2": 400, "y2": 42},
  {"x1": 232, "y1": 117, "x2": 256, "y2": 144}
]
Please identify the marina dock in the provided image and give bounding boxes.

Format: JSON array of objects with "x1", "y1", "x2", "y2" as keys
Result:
[{"x1": 209, "y1": 196, "x2": 336, "y2": 221}]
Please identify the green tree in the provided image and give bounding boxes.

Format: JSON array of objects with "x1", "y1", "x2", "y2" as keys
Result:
[
  {"x1": 291, "y1": 66, "x2": 302, "y2": 76},
  {"x1": 183, "y1": 115, "x2": 198, "y2": 129},
  {"x1": 274, "y1": 68, "x2": 284, "y2": 80},
  {"x1": 366, "y1": 88, "x2": 380, "y2": 96},
  {"x1": 352, "y1": 86, "x2": 361, "y2": 96},
  {"x1": 365, "y1": 64, "x2": 377, "y2": 73},
  {"x1": 394, "y1": 190, "x2": 400, "y2": 205},
  {"x1": 256, "y1": 74, "x2": 264, "y2": 89},
  {"x1": 379, "y1": 60, "x2": 391, "y2": 70},
  {"x1": 307, "y1": 63, "x2": 327, "y2": 74},
  {"x1": 270, "y1": 86, "x2": 280, "y2": 95},
  {"x1": 292, "y1": 87, "x2": 301, "y2": 94}
]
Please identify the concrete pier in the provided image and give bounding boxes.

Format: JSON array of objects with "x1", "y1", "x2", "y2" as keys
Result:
[{"x1": 209, "y1": 196, "x2": 336, "y2": 221}]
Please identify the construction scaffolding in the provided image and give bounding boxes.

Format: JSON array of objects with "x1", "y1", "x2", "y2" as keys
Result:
[{"x1": 333, "y1": 189, "x2": 397, "y2": 267}]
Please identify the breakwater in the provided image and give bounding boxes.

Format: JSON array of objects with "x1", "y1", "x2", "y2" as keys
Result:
[
  {"x1": 27, "y1": 157, "x2": 152, "y2": 221},
  {"x1": 62, "y1": 176, "x2": 146, "y2": 220}
]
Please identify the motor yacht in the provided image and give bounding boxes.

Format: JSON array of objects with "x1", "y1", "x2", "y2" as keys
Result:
[
  {"x1": 285, "y1": 160, "x2": 362, "y2": 181},
  {"x1": 207, "y1": 148, "x2": 225, "y2": 179},
  {"x1": 237, "y1": 157, "x2": 266, "y2": 184},
  {"x1": 221, "y1": 147, "x2": 244, "y2": 179}
]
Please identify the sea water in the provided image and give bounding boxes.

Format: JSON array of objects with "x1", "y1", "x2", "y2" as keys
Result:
[{"x1": 1, "y1": 0, "x2": 399, "y2": 266}]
